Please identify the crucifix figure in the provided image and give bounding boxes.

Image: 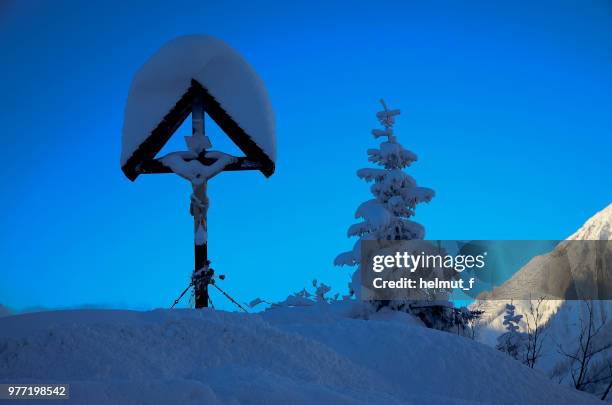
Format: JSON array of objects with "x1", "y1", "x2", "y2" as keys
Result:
[
  {"x1": 155, "y1": 95, "x2": 240, "y2": 308},
  {"x1": 120, "y1": 36, "x2": 276, "y2": 310}
]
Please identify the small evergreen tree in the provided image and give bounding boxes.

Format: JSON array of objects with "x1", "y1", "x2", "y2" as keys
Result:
[
  {"x1": 503, "y1": 302, "x2": 523, "y2": 332},
  {"x1": 334, "y1": 99, "x2": 435, "y2": 297},
  {"x1": 497, "y1": 302, "x2": 526, "y2": 360}
]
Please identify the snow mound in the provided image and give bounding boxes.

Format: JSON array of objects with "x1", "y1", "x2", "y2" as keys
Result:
[
  {"x1": 0, "y1": 305, "x2": 597, "y2": 404},
  {"x1": 121, "y1": 35, "x2": 276, "y2": 167}
]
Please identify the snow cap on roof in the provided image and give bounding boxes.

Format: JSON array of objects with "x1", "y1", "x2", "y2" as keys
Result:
[{"x1": 121, "y1": 35, "x2": 276, "y2": 179}]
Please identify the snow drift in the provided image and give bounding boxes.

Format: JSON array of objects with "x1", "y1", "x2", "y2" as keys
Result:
[{"x1": 0, "y1": 304, "x2": 597, "y2": 404}]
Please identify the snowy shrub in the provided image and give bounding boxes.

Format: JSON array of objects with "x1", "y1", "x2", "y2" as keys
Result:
[
  {"x1": 554, "y1": 300, "x2": 612, "y2": 399},
  {"x1": 497, "y1": 330, "x2": 529, "y2": 361},
  {"x1": 410, "y1": 303, "x2": 484, "y2": 336},
  {"x1": 312, "y1": 280, "x2": 334, "y2": 302},
  {"x1": 274, "y1": 289, "x2": 316, "y2": 307},
  {"x1": 250, "y1": 280, "x2": 339, "y2": 309}
]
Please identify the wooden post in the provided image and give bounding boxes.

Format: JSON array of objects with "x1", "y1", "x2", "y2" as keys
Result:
[
  {"x1": 192, "y1": 183, "x2": 209, "y2": 308},
  {"x1": 190, "y1": 94, "x2": 210, "y2": 308}
]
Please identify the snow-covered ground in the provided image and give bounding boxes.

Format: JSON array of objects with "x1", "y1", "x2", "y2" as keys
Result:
[{"x1": 0, "y1": 303, "x2": 598, "y2": 404}]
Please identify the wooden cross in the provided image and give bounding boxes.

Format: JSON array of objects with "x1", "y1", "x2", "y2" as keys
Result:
[
  {"x1": 121, "y1": 36, "x2": 276, "y2": 311},
  {"x1": 131, "y1": 85, "x2": 267, "y2": 308}
]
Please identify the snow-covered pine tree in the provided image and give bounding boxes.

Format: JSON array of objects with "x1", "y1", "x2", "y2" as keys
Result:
[
  {"x1": 497, "y1": 301, "x2": 526, "y2": 360},
  {"x1": 502, "y1": 302, "x2": 522, "y2": 333},
  {"x1": 334, "y1": 99, "x2": 435, "y2": 298}
]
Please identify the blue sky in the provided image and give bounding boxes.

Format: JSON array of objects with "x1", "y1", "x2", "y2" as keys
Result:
[{"x1": 1, "y1": 0, "x2": 610, "y2": 311}]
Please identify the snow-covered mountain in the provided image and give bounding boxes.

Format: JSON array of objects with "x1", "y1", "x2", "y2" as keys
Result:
[
  {"x1": 475, "y1": 203, "x2": 612, "y2": 397},
  {"x1": 568, "y1": 204, "x2": 612, "y2": 241},
  {"x1": 477, "y1": 203, "x2": 612, "y2": 337},
  {"x1": 0, "y1": 303, "x2": 597, "y2": 404},
  {"x1": 477, "y1": 203, "x2": 612, "y2": 306}
]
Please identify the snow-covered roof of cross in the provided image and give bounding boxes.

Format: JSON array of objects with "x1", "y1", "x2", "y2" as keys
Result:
[{"x1": 121, "y1": 35, "x2": 276, "y2": 180}]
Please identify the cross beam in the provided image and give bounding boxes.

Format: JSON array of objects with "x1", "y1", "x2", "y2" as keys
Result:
[
  {"x1": 135, "y1": 156, "x2": 264, "y2": 176},
  {"x1": 121, "y1": 80, "x2": 274, "y2": 181}
]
